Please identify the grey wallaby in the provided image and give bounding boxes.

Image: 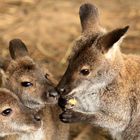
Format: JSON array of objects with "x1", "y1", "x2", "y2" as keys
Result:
[
  {"x1": 0, "y1": 39, "x2": 69, "y2": 140},
  {"x1": 57, "y1": 3, "x2": 140, "y2": 140}
]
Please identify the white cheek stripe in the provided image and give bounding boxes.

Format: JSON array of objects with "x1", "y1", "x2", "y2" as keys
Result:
[
  {"x1": 68, "y1": 80, "x2": 107, "y2": 112},
  {"x1": 68, "y1": 68, "x2": 117, "y2": 113}
]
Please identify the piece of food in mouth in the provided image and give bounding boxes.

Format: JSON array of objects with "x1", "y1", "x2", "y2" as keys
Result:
[{"x1": 68, "y1": 98, "x2": 77, "y2": 106}]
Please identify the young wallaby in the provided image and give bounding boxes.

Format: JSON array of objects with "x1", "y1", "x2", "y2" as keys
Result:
[
  {"x1": 57, "y1": 3, "x2": 140, "y2": 140},
  {"x1": 0, "y1": 39, "x2": 69, "y2": 140},
  {"x1": 0, "y1": 88, "x2": 41, "y2": 138}
]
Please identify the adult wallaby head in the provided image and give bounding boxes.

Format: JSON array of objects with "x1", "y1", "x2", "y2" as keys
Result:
[
  {"x1": 1, "y1": 39, "x2": 58, "y2": 109},
  {"x1": 0, "y1": 88, "x2": 41, "y2": 137},
  {"x1": 57, "y1": 3, "x2": 133, "y2": 138}
]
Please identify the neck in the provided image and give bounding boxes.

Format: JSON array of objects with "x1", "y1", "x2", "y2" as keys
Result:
[
  {"x1": 18, "y1": 128, "x2": 45, "y2": 140},
  {"x1": 110, "y1": 116, "x2": 140, "y2": 140}
]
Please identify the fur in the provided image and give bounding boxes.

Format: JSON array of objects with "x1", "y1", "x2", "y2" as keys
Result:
[{"x1": 57, "y1": 3, "x2": 140, "y2": 140}]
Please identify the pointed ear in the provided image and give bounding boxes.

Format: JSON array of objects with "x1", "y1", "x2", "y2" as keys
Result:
[
  {"x1": 97, "y1": 26, "x2": 129, "y2": 53},
  {"x1": 0, "y1": 57, "x2": 6, "y2": 69},
  {"x1": 0, "y1": 69, "x2": 7, "y2": 87},
  {"x1": 9, "y1": 39, "x2": 29, "y2": 59}
]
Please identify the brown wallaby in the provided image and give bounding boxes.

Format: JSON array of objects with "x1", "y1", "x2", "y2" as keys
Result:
[
  {"x1": 0, "y1": 88, "x2": 41, "y2": 138},
  {"x1": 57, "y1": 3, "x2": 140, "y2": 140},
  {"x1": 0, "y1": 39, "x2": 69, "y2": 140}
]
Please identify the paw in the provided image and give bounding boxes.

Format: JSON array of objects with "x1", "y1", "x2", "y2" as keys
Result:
[{"x1": 59, "y1": 110, "x2": 85, "y2": 123}]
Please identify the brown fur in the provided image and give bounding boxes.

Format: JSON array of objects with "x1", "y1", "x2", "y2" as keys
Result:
[
  {"x1": 57, "y1": 3, "x2": 140, "y2": 140},
  {"x1": 0, "y1": 88, "x2": 41, "y2": 138},
  {"x1": 0, "y1": 39, "x2": 69, "y2": 140}
]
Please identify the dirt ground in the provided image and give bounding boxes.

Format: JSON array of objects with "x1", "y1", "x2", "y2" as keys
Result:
[{"x1": 0, "y1": 0, "x2": 140, "y2": 139}]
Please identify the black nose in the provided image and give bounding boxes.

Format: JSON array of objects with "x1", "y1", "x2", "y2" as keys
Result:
[
  {"x1": 58, "y1": 97, "x2": 67, "y2": 109},
  {"x1": 57, "y1": 87, "x2": 66, "y2": 95},
  {"x1": 34, "y1": 115, "x2": 41, "y2": 122},
  {"x1": 48, "y1": 88, "x2": 58, "y2": 97},
  {"x1": 59, "y1": 88, "x2": 65, "y2": 93}
]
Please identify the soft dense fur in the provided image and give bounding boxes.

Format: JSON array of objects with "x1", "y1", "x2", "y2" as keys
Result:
[
  {"x1": 57, "y1": 3, "x2": 140, "y2": 140},
  {"x1": 0, "y1": 39, "x2": 69, "y2": 140},
  {"x1": 0, "y1": 88, "x2": 41, "y2": 137}
]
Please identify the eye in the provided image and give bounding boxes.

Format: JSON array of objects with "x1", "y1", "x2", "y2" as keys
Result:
[
  {"x1": 80, "y1": 69, "x2": 90, "y2": 76},
  {"x1": 45, "y1": 73, "x2": 49, "y2": 79},
  {"x1": 21, "y1": 82, "x2": 33, "y2": 87},
  {"x1": 1, "y1": 108, "x2": 12, "y2": 116}
]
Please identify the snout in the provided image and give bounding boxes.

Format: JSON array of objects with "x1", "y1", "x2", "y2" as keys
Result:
[
  {"x1": 26, "y1": 112, "x2": 42, "y2": 131},
  {"x1": 34, "y1": 114, "x2": 41, "y2": 122},
  {"x1": 58, "y1": 96, "x2": 77, "y2": 111},
  {"x1": 56, "y1": 81, "x2": 72, "y2": 95},
  {"x1": 48, "y1": 88, "x2": 59, "y2": 98},
  {"x1": 32, "y1": 111, "x2": 42, "y2": 124},
  {"x1": 45, "y1": 87, "x2": 59, "y2": 104},
  {"x1": 57, "y1": 86, "x2": 70, "y2": 96},
  {"x1": 57, "y1": 85, "x2": 76, "y2": 110},
  {"x1": 58, "y1": 97, "x2": 67, "y2": 109}
]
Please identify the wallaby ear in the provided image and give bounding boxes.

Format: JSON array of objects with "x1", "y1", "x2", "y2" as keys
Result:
[
  {"x1": 97, "y1": 26, "x2": 129, "y2": 53},
  {"x1": 79, "y1": 3, "x2": 102, "y2": 34},
  {"x1": 9, "y1": 39, "x2": 29, "y2": 59},
  {"x1": 0, "y1": 69, "x2": 7, "y2": 87},
  {"x1": 0, "y1": 57, "x2": 6, "y2": 69}
]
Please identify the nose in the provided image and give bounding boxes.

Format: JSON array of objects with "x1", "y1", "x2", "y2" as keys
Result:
[
  {"x1": 57, "y1": 86, "x2": 67, "y2": 95},
  {"x1": 57, "y1": 83, "x2": 71, "y2": 95},
  {"x1": 34, "y1": 114, "x2": 41, "y2": 122},
  {"x1": 58, "y1": 97, "x2": 67, "y2": 109},
  {"x1": 59, "y1": 88, "x2": 65, "y2": 93},
  {"x1": 48, "y1": 88, "x2": 58, "y2": 97}
]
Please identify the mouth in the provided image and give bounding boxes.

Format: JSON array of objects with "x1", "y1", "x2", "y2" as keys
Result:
[
  {"x1": 67, "y1": 98, "x2": 77, "y2": 106},
  {"x1": 44, "y1": 87, "x2": 59, "y2": 104},
  {"x1": 45, "y1": 95, "x2": 59, "y2": 105},
  {"x1": 27, "y1": 120, "x2": 42, "y2": 132},
  {"x1": 58, "y1": 97, "x2": 77, "y2": 111}
]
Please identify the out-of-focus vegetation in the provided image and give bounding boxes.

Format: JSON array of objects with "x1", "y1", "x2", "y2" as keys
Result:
[{"x1": 0, "y1": 0, "x2": 140, "y2": 79}]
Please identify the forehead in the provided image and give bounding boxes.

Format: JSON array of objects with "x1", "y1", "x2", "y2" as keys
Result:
[
  {"x1": 6, "y1": 57, "x2": 38, "y2": 75},
  {"x1": 0, "y1": 90, "x2": 18, "y2": 106},
  {"x1": 76, "y1": 47, "x2": 99, "y2": 64},
  {"x1": 69, "y1": 37, "x2": 101, "y2": 67}
]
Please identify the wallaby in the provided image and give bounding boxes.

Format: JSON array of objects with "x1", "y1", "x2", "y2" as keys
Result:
[
  {"x1": 57, "y1": 3, "x2": 140, "y2": 140},
  {"x1": 0, "y1": 39, "x2": 69, "y2": 140},
  {"x1": 0, "y1": 88, "x2": 41, "y2": 138}
]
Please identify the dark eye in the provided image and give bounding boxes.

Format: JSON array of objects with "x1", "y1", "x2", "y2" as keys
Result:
[
  {"x1": 21, "y1": 82, "x2": 33, "y2": 87},
  {"x1": 2, "y1": 108, "x2": 12, "y2": 116},
  {"x1": 80, "y1": 69, "x2": 90, "y2": 76},
  {"x1": 45, "y1": 73, "x2": 49, "y2": 79}
]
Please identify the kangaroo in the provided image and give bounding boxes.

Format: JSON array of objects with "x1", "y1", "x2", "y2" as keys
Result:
[
  {"x1": 0, "y1": 39, "x2": 69, "y2": 140},
  {"x1": 0, "y1": 88, "x2": 41, "y2": 138},
  {"x1": 57, "y1": 3, "x2": 140, "y2": 140}
]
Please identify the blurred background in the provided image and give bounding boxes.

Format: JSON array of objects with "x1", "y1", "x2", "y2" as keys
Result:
[
  {"x1": 0, "y1": 0, "x2": 140, "y2": 140},
  {"x1": 0, "y1": 0, "x2": 140, "y2": 79}
]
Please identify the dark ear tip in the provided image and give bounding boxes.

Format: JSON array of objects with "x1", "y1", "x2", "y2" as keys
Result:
[
  {"x1": 79, "y1": 3, "x2": 98, "y2": 17},
  {"x1": 9, "y1": 38, "x2": 28, "y2": 59},
  {"x1": 123, "y1": 25, "x2": 130, "y2": 33},
  {"x1": 9, "y1": 38, "x2": 27, "y2": 48},
  {"x1": 9, "y1": 39, "x2": 24, "y2": 47},
  {"x1": 80, "y1": 3, "x2": 97, "y2": 11}
]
